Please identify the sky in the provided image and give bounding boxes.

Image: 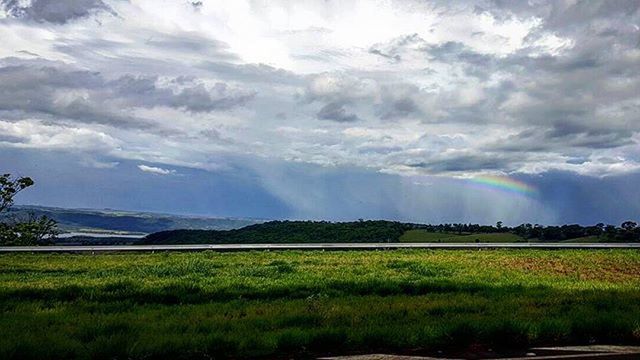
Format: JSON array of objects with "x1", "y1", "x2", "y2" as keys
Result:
[{"x1": 1, "y1": 0, "x2": 639, "y2": 225}]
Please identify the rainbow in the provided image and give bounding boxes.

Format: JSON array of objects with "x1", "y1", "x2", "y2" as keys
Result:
[{"x1": 467, "y1": 175, "x2": 538, "y2": 197}]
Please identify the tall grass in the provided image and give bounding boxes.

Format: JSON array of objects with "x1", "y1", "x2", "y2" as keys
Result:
[{"x1": 0, "y1": 250, "x2": 639, "y2": 359}]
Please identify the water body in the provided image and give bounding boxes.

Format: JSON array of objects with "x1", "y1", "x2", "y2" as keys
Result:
[{"x1": 58, "y1": 232, "x2": 147, "y2": 239}]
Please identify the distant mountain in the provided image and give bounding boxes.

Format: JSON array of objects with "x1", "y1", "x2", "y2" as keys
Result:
[{"x1": 3, "y1": 205, "x2": 265, "y2": 234}]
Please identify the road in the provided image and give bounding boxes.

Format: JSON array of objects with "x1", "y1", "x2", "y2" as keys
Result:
[{"x1": 0, "y1": 243, "x2": 639, "y2": 252}]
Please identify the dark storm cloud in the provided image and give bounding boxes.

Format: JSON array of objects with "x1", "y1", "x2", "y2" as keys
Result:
[
  {"x1": 376, "y1": 83, "x2": 424, "y2": 120},
  {"x1": 377, "y1": 96, "x2": 419, "y2": 120},
  {"x1": 109, "y1": 75, "x2": 255, "y2": 112},
  {"x1": 304, "y1": 74, "x2": 426, "y2": 122},
  {"x1": 0, "y1": 59, "x2": 255, "y2": 127},
  {"x1": 486, "y1": 127, "x2": 635, "y2": 153},
  {"x1": 412, "y1": 2, "x2": 640, "y2": 156},
  {"x1": 0, "y1": 133, "x2": 25, "y2": 143},
  {"x1": 316, "y1": 102, "x2": 359, "y2": 122},
  {"x1": 482, "y1": 0, "x2": 640, "y2": 34},
  {"x1": 0, "y1": 62, "x2": 144, "y2": 127},
  {"x1": 408, "y1": 153, "x2": 515, "y2": 173},
  {"x1": 422, "y1": 38, "x2": 611, "y2": 80},
  {"x1": 302, "y1": 73, "x2": 368, "y2": 122},
  {"x1": 1, "y1": 0, "x2": 115, "y2": 24},
  {"x1": 173, "y1": 83, "x2": 255, "y2": 112}
]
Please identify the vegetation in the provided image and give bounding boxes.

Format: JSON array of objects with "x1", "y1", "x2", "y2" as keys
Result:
[
  {"x1": 511, "y1": 222, "x2": 640, "y2": 242},
  {"x1": 0, "y1": 174, "x2": 57, "y2": 245},
  {"x1": 144, "y1": 220, "x2": 640, "y2": 245},
  {"x1": 143, "y1": 220, "x2": 406, "y2": 244},
  {"x1": 0, "y1": 249, "x2": 638, "y2": 359},
  {"x1": 400, "y1": 230, "x2": 523, "y2": 243},
  {"x1": 406, "y1": 222, "x2": 640, "y2": 242}
]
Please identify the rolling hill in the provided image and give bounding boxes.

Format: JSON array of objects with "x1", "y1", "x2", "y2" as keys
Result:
[{"x1": 3, "y1": 205, "x2": 264, "y2": 235}]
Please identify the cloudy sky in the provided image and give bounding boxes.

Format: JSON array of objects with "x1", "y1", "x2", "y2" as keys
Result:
[{"x1": 1, "y1": 0, "x2": 639, "y2": 225}]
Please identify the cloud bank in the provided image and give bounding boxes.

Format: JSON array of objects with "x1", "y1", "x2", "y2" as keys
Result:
[{"x1": 1, "y1": 0, "x2": 639, "y2": 222}]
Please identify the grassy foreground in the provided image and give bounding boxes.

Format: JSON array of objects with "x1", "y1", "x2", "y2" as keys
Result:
[{"x1": 1, "y1": 250, "x2": 639, "y2": 359}]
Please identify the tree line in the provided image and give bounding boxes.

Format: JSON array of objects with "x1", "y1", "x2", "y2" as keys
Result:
[
  {"x1": 144, "y1": 219, "x2": 640, "y2": 244},
  {"x1": 143, "y1": 220, "x2": 407, "y2": 244},
  {"x1": 406, "y1": 221, "x2": 640, "y2": 242}
]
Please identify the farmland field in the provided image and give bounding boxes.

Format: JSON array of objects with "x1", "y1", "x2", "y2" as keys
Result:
[
  {"x1": 1, "y1": 250, "x2": 639, "y2": 359},
  {"x1": 399, "y1": 230, "x2": 524, "y2": 243}
]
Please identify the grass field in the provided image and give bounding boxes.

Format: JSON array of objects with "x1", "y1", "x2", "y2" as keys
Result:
[
  {"x1": 560, "y1": 236, "x2": 601, "y2": 243},
  {"x1": 400, "y1": 230, "x2": 524, "y2": 243},
  {"x1": 1, "y1": 250, "x2": 639, "y2": 359}
]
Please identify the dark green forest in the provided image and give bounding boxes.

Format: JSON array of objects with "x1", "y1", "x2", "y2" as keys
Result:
[
  {"x1": 143, "y1": 220, "x2": 407, "y2": 244},
  {"x1": 143, "y1": 220, "x2": 640, "y2": 244}
]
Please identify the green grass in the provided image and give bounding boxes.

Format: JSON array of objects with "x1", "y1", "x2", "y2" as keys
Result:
[
  {"x1": 399, "y1": 230, "x2": 463, "y2": 242},
  {"x1": 400, "y1": 230, "x2": 524, "y2": 242},
  {"x1": 1, "y1": 250, "x2": 639, "y2": 359},
  {"x1": 560, "y1": 236, "x2": 601, "y2": 243}
]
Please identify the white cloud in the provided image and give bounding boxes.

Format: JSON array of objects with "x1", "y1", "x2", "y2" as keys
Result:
[
  {"x1": 0, "y1": 0, "x2": 638, "y2": 179},
  {"x1": 0, "y1": 119, "x2": 120, "y2": 151},
  {"x1": 137, "y1": 164, "x2": 175, "y2": 175}
]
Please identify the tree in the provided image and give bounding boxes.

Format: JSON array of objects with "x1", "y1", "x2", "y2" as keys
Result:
[
  {"x1": 0, "y1": 174, "x2": 57, "y2": 245},
  {"x1": 603, "y1": 225, "x2": 618, "y2": 240},
  {"x1": 621, "y1": 221, "x2": 637, "y2": 231},
  {"x1": 620, "y1": 221, "x2": 639, "y2": 242},
  {"x1": 0, "y1": 174, "x2": 33, "y2": 212},
  {"x1": 586, "y1": 223, "x2": 604, "y2": 238}
]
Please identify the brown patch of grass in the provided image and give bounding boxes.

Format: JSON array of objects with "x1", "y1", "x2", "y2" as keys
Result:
[{"x1": 501, "y1": 256, "x2": 640, "y2": 282}]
